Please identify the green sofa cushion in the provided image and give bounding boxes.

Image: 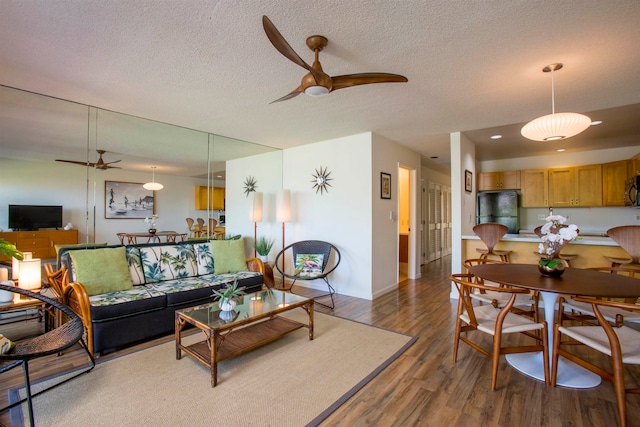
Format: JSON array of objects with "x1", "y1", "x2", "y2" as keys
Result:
[
  {"x1": 210, "y1": 239, "x2": 246, "y2": 274},
  {"x1": 70, "y1": 247, "x2": 133, "y2": 296}
]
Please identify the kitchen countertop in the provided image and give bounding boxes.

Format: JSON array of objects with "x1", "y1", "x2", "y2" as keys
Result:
[{"x1": 462, "y1": 233, "x2": 618, "y2": 246}]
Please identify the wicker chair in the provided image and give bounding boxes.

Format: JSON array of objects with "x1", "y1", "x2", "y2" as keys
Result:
[
  {"x1": 0, "y1": 284, "x2": 95, "y2": 426},
  {"x1": 274, "y1": 240, "x2": 341, "y2": 309}
]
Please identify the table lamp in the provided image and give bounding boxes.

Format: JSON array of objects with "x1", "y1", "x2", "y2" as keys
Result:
[
  {"x1": 12, "y1": 251, "x2": 33, "y2": 280},
  {"x1": 18, "y1": 258, "x2": 41, "y2": 290}
]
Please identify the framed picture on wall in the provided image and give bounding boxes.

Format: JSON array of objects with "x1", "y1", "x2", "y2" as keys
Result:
[
  {"x1": 105, "y1": 181, "x2": 156, "y2": 219},
  {"x1": 381, "y1": 172, "x2": 391, "y2": 199},
  {"x1": 465, "y1": 170, "x2": 473, "y2": 193}
]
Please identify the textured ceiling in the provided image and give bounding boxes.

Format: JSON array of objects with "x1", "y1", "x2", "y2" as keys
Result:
[{"x1": 1, "y1": 0, "x2": 639, "y2": 175}]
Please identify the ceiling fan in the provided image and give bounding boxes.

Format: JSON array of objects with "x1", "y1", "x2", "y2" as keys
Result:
[
  {"x1": 262, "y1": 15, "x2": 408, "y2": 103},
  {"x1": 56, "y1": 149, "x2": 122, "y2": 170}
]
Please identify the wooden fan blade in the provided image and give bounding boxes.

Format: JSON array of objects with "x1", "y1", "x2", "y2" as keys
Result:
[
  {"x1": 104, "y1": 165, "x2": 122, "y2": 169},
  {"x1": 262, "y1": 16, "x2": 323, "y2": 84},
  {"x1": 270, "y1": 86, "x2": 304, "y2": 104},
  {"x1": 56, "y1": 159, "x2": 96, "y2": 167},
  {"x1": 105, "y1": 159, "x2": 121, "y2": 165},
  {"x1": 331, "y1": 73, "x2": 408, "y2": 91}
]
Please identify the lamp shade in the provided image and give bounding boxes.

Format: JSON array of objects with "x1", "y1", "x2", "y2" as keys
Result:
[
  {"x1": 18, "y1": 258, "x2": 41, "y2": 290},
  {"x1": 276, "y1": 189, "x2": 291, "y2": 223},
  {"x1": 143, "y1": 166, "x2": 163, "y2": 191},
  {"x1": 521, "y1": 112, "x2": 592, "y2": 141},
  {"x1": 12, "y1": 251, "x2": 32, "y2": 280},
  {"x1": 249, "y1": 192, "x2": 263, "y2": 222}
]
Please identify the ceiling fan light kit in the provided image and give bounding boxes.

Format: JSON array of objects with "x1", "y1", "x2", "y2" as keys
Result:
[
  {"x1": 521, "y1": 63, "x2": 591, "y2": 142},
  {"x1": 143, "y1": 166, "x2": 163, "y2": 191},
  {"x1": 262, "y1": 15, "x2": 407, "y2": 103}
]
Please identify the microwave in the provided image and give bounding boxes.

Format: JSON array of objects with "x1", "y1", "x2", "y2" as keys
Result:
[{"x1": 625, "y1": 175, "x2": 639, "y2": 207}]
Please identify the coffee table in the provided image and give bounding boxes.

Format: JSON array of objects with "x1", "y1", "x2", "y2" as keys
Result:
[{"x1": 175, "y1": 289, "x2": 314, "y2": 387}]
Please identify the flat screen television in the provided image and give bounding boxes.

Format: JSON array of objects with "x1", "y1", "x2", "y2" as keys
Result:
[{"x1": 8, "y1": 205, "x2": 63, "y2": 231}]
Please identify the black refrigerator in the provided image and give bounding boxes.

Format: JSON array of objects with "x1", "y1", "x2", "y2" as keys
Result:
[{"x1": 476, "y1": 191, "x2": 519, "y2": 234}]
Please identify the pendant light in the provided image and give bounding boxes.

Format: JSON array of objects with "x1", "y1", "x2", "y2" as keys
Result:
[
  {"x1": 521, "y1": 63, "x2": 591, "y2": 141},
  {"x1": 143, "y1": 166, "x2": 164, "y2": 191}
]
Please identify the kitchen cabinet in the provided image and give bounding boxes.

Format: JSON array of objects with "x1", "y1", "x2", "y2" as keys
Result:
[
  {"x1": 195, "y1": 186, "x2": 225, "y2": 210},
  {"x1": 548, "y1": 164, "x2": 602, "y2": 207},
  {"x1": 0, "y1": 230, "x2": 78, "y2": 260},
  {"x1": 521, "y1": 169, "x2": 549, "y2": 207},
  {"x1": 603, "y1": 159, "x2": 633, "y2": 206},
  {"x1": 477, "y1": 170, "x2": 520, "y2": 191}
]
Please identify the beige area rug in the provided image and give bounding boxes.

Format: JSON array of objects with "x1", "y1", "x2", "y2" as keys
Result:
[{"x1": 10, "y1": 311, "x2": 415, "y2": 427}]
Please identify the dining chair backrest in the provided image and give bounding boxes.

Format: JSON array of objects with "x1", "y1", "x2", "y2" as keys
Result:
[
  {"x1": 196, "y1": 218, "x2": 205, "y2": 229},
  {"x1": 473, "y1": 223, "x2": 509, "y2": 253},
  {"x1": 606, "y1": 225, "x2": 640, "y2": 263},
  {"x1": 208, "y1": 218, "x2": 217, "y2": 230}
]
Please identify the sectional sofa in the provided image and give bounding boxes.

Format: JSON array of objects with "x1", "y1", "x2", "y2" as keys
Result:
[{"x1": 57, "y1": 239, "x2": 264, "y2": 356}]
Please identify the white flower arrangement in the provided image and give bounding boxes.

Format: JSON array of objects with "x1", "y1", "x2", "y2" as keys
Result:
[
  {"x1": 537, "y1": 215, "x2": 579, "y2": 263},
  {"x1": 144, "y1": 215, "x2": 158, "y2": 229}
]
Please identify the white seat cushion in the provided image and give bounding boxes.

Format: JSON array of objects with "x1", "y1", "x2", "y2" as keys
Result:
[
  {"x1": 559, "y1": 325, "x2": 640, "y2": 364},
  {"x1": 471, "y1": 290, "x2": 535, "y2": 309},
  {"x1": 563, "y1": 300, "x2": 640, "y2": 324},
  {"x1": 460, "y1": 304, "x2": 544, "y2": 335}
]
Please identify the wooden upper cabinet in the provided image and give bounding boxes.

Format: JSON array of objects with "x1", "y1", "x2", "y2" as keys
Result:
[
  {"x1": 195, "y1": 186, "x2": 225, "y2": 210},
  {"x1": 603, "y1": 159, "x2": 633, "y2": 206},
  {"x1": 548, "y1": 164, "x2": 602, "y2": 207},
  {"x1": 521, "y1": 169, "x2": 549, "y2": 207},
  {"x1": 477, "y1": 170, "x2": 520, "y2": 191}
]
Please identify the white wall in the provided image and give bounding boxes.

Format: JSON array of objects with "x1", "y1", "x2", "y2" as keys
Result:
[{"x1": 0, "y1": 158, "x2": 208, "y2": 244}]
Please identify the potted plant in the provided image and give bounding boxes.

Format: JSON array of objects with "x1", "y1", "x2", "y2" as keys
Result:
[
  {"x1": 212, "y1": 280, "x2": 245, "y2": 311},
  {"x1": 254, "y1": 236, "x2": 275, "y2": 262},
  {"x1": 0, "y1": 239, "x2": 23, "y2": 261}
]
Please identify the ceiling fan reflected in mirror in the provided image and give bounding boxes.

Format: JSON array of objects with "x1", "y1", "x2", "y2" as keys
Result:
[
  {"x1": 56, "y1": 149, "x2": 122, "y2": 170},
  {"x1": 262, "y1": 15, "x2": 408, "y2": 103}
]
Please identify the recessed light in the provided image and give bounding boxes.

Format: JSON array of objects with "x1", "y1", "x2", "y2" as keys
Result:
[
  {"x1": 216, "y1": 175, "x2": 223, "y2": 178},
  {"x1": 590, "y1": 120, "x2": 602, "y2": 126},
  {"x1": 430, "y1": 156, "x2": 438, "y2": 159},
  {"x1": 490, "y1": 135, "x2": 502, "y2": 139},
  {"x1": 556, "y1": 148, "x2": 566, "y2": 152}
]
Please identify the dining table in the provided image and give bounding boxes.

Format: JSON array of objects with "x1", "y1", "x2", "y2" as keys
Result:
[
  {"x1": 468, "y1": 263, "x2": 640, "y2": 389},
  {"x1": 124, "y1": 231, "x2": 184, "y2": 244}
]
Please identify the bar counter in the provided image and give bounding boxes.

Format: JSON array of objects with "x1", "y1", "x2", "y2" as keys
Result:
[{"x1": 462, "y1": 233, "x2": 630, "y2": 269}]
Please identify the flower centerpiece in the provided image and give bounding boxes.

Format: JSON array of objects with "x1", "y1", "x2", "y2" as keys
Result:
[
  {"x1": 537, "y1": 215, "x2": 579, "y2": 277},
  {"x1": 212, "y1": 280, "x2": 245, "y2": 312},
  {"x1": 144, "y1": 215, "x2": 158, "y2": 233}
]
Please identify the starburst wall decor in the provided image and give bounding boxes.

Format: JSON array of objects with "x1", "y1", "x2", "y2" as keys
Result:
[
  {"x1": 243, "y1": 176, "x2": 257, "y2": 197},
  {"x1": 311, "y1": 166, "x2": 333, "y2": 195}
]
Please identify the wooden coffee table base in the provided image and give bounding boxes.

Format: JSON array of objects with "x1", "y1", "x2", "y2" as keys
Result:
[{"x1": 175, "y1": 290, "x2": 314, "y2": 387}]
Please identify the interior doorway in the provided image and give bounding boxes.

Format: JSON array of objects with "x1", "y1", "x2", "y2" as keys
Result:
[{"x1": 398, "y1": 166, "x2": 412, "y2": 281}]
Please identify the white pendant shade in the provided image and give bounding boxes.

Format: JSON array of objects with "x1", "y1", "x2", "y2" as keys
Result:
[
  {"x1": 521, "y1": 63, "x2": 591, "y2": 142},
  {"x1": 143, "y1": 166, "x2": 163, "y2": 191},
  {"x1": 521, "y1": 112, "x2": 592, "y2": 141}
]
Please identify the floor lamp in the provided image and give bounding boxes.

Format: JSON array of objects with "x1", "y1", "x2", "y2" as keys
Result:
[
  {"x1": 249, "y1": 192, "x2": 263, "y2": 257},
  {"x1": 276, "y1": 189, "x2": 291, "y2": 289}
]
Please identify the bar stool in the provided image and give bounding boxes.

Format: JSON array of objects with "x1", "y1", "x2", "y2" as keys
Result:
[
  {"x1": 473, "y1": 223, "x2": 512, "y2": 262},
  {"x1": 532, "y1": 225, "x2": 578, "y2": 267},
  {"x1": 604, "y1": 225, "x2": 640, "y2": 268}
]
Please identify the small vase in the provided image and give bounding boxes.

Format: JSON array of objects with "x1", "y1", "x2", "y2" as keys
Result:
[
  {"x1": 538, "y1": 258, "x2": 565, "y2": 277},
  {"x1": 258, "y1": 255, "x2": 268, "y2": 263},
  {"x1": 219, "y1": 299, "x2": 236, "y2": 311}
]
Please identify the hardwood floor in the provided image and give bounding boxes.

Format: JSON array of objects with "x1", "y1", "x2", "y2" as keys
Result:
[{"x1": 1, "y1": 256, "x2": 639, "y2": 426}]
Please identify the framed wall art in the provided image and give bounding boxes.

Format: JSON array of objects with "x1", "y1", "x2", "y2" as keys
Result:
[
  {"x1": 105, "y1": 181, "x2": 156, "y2": 219},
  {"x1": 381, "y1": 172, "x2": 391, "y2": 199},
  {"x1": 465, "y1": 170, "x2": 473, "y2": 193}
]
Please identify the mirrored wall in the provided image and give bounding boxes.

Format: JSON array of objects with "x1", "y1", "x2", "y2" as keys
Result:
[{"x1": 0, "y1": 85, "x2": 281, "y2": 244}]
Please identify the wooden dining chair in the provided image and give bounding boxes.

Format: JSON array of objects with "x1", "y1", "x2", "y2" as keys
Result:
[
  {"x1": 552, "y1": 297, "x2": 640, "y2": 427},
  {"x1": 195, "y1": 217, "x2": 206, "y2": 237},
  {"x1": 186, "y1": 217, "x2": 197, "y2": 237},
  {"x1": 451, "y1": 273, "x2": 549, "y2": 390},
  {"x1": 463, "y1": 258, "x2": 539, "y2": 322},
  {"x1": 558, "y1": 267, "x2": 640, "y2": 326},
  {"x1": 116, "y1": 233, "x2": 127, "y2": 245},
  {"x1": 605, "y1": 225, "x2": 640, "y2": 268},
  {"x1": 472, "y1": 223, "x2": 512, "y2": 262}
]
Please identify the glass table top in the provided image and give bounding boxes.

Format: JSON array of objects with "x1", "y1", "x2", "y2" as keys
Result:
[{"x1": 176, "y1": 289, "x2": 311, "y2": 328}]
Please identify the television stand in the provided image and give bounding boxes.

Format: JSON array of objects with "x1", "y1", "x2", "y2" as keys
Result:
[{"x1": 0, "y1": 230, "x2": 78, "y2": 260}]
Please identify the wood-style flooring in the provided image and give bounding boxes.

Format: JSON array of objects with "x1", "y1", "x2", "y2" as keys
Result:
[{"x1": 1, "y1": 256, "x2": 639, "y2": 426}]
